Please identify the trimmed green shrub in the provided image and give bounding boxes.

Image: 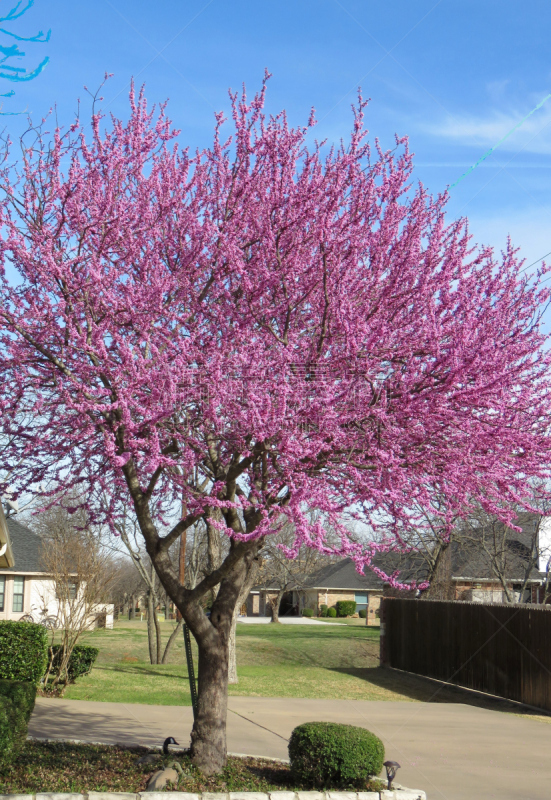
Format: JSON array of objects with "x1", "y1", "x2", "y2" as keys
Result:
[
  {"x1": 319, "y1": 608, "x2": 328, "y2": 617},
  {"x1": 0, "y1": 680, "x2": 37, "y2": 769},
  {"x1": 0, "y1": 621, "x2": 48, "y2": 684},
  {"x1": 320, "y1": 604, "x2": 328, "y2": 613},
  {"x1": 327, "y1": 607, "x2": 337, "y2": 617},
  {"x1": 49, "y1": 644, "x2": 99, "y2": 683},
  {"x1": 336, "y1": 600, "x2": 356, "y2": 617},
  {"x1": 302, "y1": 608, "x2": 314, "y2": 617},
  {"x1": 0, "y1": 679, "x2": 36, "y2": 722},
  {"x1": 288, "y1": 721, "x2": 385, "y2": 789},
  {"x1": 358, "y1": 609, "x2": 367, "y2": 619}
]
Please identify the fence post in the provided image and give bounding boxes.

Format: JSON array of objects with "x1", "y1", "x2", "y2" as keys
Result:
[{"x1": 379, "y1": 597, "x2": 388, "y2": 667}]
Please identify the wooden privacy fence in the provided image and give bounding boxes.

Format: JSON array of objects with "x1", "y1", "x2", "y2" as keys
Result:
[{"x1": 380, "y1": 597, "x2": 551, "y2": 712}]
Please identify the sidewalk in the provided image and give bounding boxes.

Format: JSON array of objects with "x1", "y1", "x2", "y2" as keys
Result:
[{"x1": 29, "y1": 696, "x2": 551, "y2": 800}]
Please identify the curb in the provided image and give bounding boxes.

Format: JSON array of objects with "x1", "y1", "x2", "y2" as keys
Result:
[{"x1": 0, "y1": 791, "x2": 427, "y2": 800}]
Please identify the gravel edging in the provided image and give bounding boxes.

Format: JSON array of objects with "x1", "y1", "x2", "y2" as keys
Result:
[{"x1": 0, "y1": 790, "x2": 427, "y2": 800}]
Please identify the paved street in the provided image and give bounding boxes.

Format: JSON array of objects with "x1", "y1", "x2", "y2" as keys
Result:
[{"x1": 29, "y1": 696, "x2": 551, "y2": 800}]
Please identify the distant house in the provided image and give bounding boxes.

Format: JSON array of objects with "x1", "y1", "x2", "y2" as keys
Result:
[
  {"x1": 247, "y1": 513, "x2": 551, "y2": 620},
  {"x1": 447, "y1": 513, "x2": 549, "y2": 604},
  {"x1": 0, "y1": 505, "x2": 113, "y2": 628},
  {"x1": 247, "y1": 559, "x2": 393, "y2": 624},
  {"x1": 295, "y1": 558, "x2": 386, "y2": 624}
]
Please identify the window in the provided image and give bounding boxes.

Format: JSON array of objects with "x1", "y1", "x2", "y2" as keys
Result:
[
  {"x1": 355, "y1": 591, "x2": 368, "y2": 611},
  {"x1": 12, "y1": 576, "x2": 24, "y2": 613},
  {"x1": 0, "y1": 576, "x2": 5, "y2": 611},
  {"x1": 56, "y1": 581, "x2": 79, "y2": 602}
]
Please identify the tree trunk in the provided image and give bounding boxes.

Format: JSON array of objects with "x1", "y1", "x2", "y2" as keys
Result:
[
  {"x1": 186, "y1": 539, "x2": 261, "y2": 772},
  {"x1": 146, "y1": 591, "x2": 158, "y2": 664},
  {"x1": 270, "y1": 589, "x2": 285, "y2": 623},
  {"x1": 154, "y1": 601, "x2": 162, "y2": 663},
  {"x1": 162, "y1": 618, "x2": 183, "y2": 664},
  {"x1": 228, "y1": 556, "x2": 261, "y2": 684},
  {"x1": 190, "y1": 627, "x2": 230, "y2": 774}
]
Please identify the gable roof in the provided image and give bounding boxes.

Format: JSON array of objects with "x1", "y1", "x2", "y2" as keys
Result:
[
  {"x1": 451, "y1": 512, "x2": 543, "y2": 582},
  {"x1": 0, "y1": 515, "x2": 43, "y2": 573},
  {"x1": 303, "y1": 551, "x2": 430, "y2": 591},
  {"x1": 300, "y1": 514, "x2": 546, "y2": 592}
]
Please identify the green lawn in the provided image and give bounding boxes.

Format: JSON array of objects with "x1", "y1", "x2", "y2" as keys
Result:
[
  {"x1": 63, "y1": 619, "x2": 413, "y2": 705},
  {"x1": 312, "y1": 616, "x2": 375, "y2": 625},
  {"x1": 63, "y1": 619, "x2": 544, "y2": 719}
]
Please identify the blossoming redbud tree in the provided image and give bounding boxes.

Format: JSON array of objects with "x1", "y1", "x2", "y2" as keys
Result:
[{"x1": 1, "y1": 77, "x2": 551, "y2": 771}]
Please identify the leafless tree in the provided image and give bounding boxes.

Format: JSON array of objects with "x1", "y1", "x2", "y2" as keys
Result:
[
  {"x1": 113, "y1": 512, "x2": 184, "y2": 664},
  {"x1": 259, "y1": 516, "x2": 338, "y2": 622},
  {"x1": 33, "y1": 503, "x2": 117, "y2": 695},
  {"x1": 457, "y1": 510, "x2": 547, "y2": 603}
]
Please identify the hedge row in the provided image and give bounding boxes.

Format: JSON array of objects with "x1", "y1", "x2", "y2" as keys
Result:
[
  {"x1": 48, "y1": 644, "x2": 99, "y2": 683},
  {"x1": 0, "y1": 621, "x2": 48, "y2": 684},
  {"x1": 0, "y1": 623, "x2": 99, "y2": 686},
  {"x1": 319, "y1": 603, "x2": 358, "y2": 617},
  {"x1": 0, "y1": 680, "x2": 37, "y2": 769}
]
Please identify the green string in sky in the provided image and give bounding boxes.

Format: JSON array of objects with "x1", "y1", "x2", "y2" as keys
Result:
[{"x1": 451, "y1": 93, "x2": 551, "y2": 187}]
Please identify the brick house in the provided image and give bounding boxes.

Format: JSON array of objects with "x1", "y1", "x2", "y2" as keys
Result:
[
  {"x1": 295, "y1": 558, "x2": 385, "y2": 624},
  {"x1": 246, "y1": 514, "x2": 551, "y2": 618},
  {"x1": 0, "y1": 505, "x2": 114, "y2": 628},
  {"x1": 430, "y1": 512, "x2": 550, "y2": 604},
  {"x1": 247, "y1": 558, "x2": 393, "y2": 624}
]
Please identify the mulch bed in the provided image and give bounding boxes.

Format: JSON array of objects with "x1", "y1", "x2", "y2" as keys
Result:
[{"x1": 0, "y1": 741, "x2": 386, "y2": 794}]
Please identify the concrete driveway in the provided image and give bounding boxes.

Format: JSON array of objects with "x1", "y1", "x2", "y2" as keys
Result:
[{"x1": 29, "y1": 696, "x2": 551, "y2": 800}]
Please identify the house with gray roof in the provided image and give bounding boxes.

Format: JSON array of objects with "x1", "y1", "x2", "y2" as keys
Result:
[
  {"x1": 0, "y1": 506, "x2": 114, "y2": 628},
  {"x1": 248, "y1": 513, "x2": 551, "y2": 621}
]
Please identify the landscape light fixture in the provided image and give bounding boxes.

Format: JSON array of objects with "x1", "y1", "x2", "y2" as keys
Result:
[{"x1": 383, "y1": 760, "x2": 401, "y2": 790}]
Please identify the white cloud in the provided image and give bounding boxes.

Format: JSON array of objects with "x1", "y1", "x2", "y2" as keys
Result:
[{"x1": 424, "y1": 97, "x2": 551, "y2": 156}]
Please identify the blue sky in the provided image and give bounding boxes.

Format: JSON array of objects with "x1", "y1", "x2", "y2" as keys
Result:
[{"x1": 4, "y1": 0, "x2": 551, "y2": 319}]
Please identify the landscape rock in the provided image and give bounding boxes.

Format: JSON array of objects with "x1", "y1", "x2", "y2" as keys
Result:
[
  {"x1": 139, "y1": 794, "x2": 199, "y2": 800},
  {"x1": 269, "y1": 793, "x2": 296, "y2": 800},
  {"x1": 36, "y1": 795, "x2": 84, "y2": 800},
  {"x1": 88, "y1": 794, "x2": 138, "y2": 800},
  {"x1": 229, "y1": 794, "x2": 269, "y2": 800},
  {"x1": 325, "y1": 793, "x2": 358, "y2": 800},
  {"x1": 296, "y1": 793, "x2": 325, "y2": 800},
  {"x1": 202, "y1": 794, "x2": 229, "y2": 800}
]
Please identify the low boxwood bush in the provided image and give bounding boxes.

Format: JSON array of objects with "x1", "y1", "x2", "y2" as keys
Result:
[
  {"x1": 48, "y1": 644, "x2": 99, "y2": 683},
  {"x1": 0, "y1": 680, "x2": 37, "y2": 770},
  {"x1": 358, "y1": 609, "x2": 367, "y2": 619},
  {"x1": 319, "y1": 608, "x2": 328, "y2": 617},
  {"x1": 327, "y1": 607, "x2": 337, "y2": 617},
  {"x1": 0, "y1": 621, "x2": 48, "y2": 684},
  {"x1": 336, "y1": 600, "x2": 356, "y2": 617},
  {"x1": 288, "y1": 721, "x2": 384, "y2": 789},
  {"x1": 302, "y1": 608, "x2": 314, "y2": 618}
]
